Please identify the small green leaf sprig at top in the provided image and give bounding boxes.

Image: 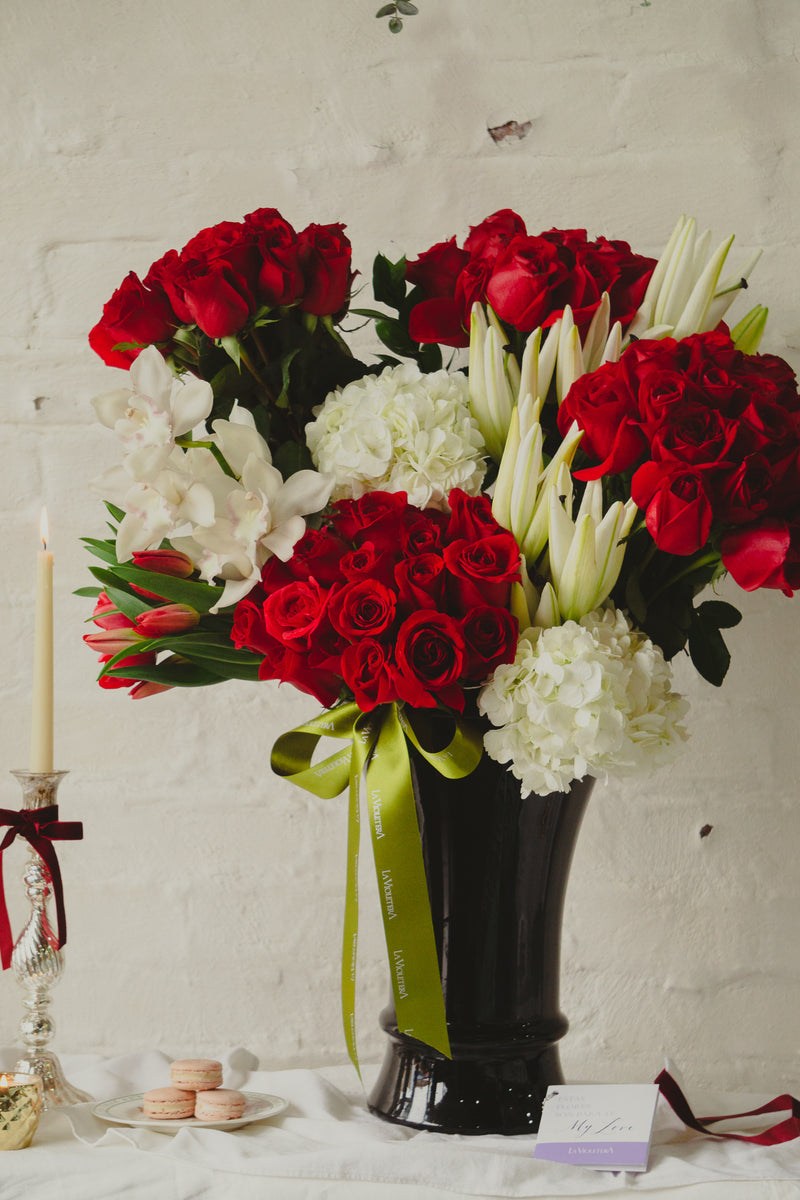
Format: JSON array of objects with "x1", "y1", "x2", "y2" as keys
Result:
[{"x1": 376, "y1": 1, "x2": 419, "y2": 34}]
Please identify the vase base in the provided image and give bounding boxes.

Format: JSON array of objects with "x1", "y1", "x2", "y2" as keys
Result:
[{"x1": 368, "y1": 1038, "x2": 564, "y2": 1135}]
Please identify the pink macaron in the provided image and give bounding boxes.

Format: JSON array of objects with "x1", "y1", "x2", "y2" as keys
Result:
[
  {"x1": 142, "y1": 1087, "x2": 195, "y2": 1120},
  {"x1": 194, "y1": 1088, "x2": 247, "y2": 1122},
  {"x1": 170, "y1": 1058, "x2": 223, "y2": 1092}
]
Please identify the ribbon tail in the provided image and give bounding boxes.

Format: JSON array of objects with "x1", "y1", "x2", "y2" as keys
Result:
[
  {"x1": 0, "y1": 849, "x2": 13, "y2": 970},
  {"x1": 34, "y1": 838, "x2": 68, "y2": 951},
  {"x1": 366, "y1": 706, "x2": 451, "y2": 1059}
]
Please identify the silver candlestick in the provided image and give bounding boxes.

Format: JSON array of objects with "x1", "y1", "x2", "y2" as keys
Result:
[{"x1": 9, "y1": 770, "x2": 91, "y2": 1108}]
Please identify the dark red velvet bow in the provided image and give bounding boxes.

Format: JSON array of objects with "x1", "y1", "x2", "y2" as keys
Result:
[
  {"x1": 656, "y1": 1068, "x2": 800, "y2": 1145},
  {"x1": 0, "y1": 806, "x2": 83, "y2": 970}
]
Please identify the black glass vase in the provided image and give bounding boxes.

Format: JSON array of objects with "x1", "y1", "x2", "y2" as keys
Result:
[{"x1": 368, "y1": 728, "x2": 593, "y2": 1135}]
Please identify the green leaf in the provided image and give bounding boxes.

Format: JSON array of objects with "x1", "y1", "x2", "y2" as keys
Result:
[
  {"x1": 219, "y1": 336, "x2": 242, "y2": 369},
  {"x1": 696, "y1": 599, "x2": 742, "y2": 629},
  {"x1": 350, "y1": 307, "x2": 395, "y2": 322},
  {"x1": 375, "y1": 318, "x2": 418, "y2": 358},
  {"x1": 417, "y1": 342, "x2": 443, "y2": 372},
  {"x1": 688, "y1": 623, "x2": 731, "y2": 687},
  {"x1": 372, "y1": 254, "x2": 408, "y2": 311},
  {"x1": 105, "y1": 502, "x2": 125, "y2": 524},
  {"x1": 74, "y1": 586, "x2": 102, "y2": 598},
  {"x1": 273, "y1": 440, "x2": 314, "y2": 479},
  {"x1": 375, "y1": 3, "x2": 396, "y2": 16},
  {"x1": 396, "y1": 1, "x2": 418, "y2": 12},
  {"x1": 276, "y1": 346, "x2": 302, "y2": 408},
  {"x1": 625, "y1": 571, "x2": 647, "y2": 625},
  {"x1": 81, "y1": 537, "x2": 119, "y2": 566},
  {"x1": 102, "y1": 584, "x2": 153, "y2": 621},
  {"x1": 90, "y1": 565, "x2": 223, "y2": 613},
  {"x1": 103, "y1": 658, "x2": 227, "y2": 688},
  {"x1": 160, "y1": 634, "x2": 260, "y2": 666}
]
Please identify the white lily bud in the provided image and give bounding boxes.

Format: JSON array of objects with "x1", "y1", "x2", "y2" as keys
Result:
[
  {"x1": 537, "y1": 318, "x2": 560, "y2": 400},
  {"x1": 533, "y1": 582, "x2": 560, "y2": 629},
  {"x1": 701, "y1": 249, "x2": 763, "y2": 330},
  {"x1": 602, "y1": 321, "x2": 623, "y2": 365},
  {"x1": 655, "y1": 216, "x2": 698, "y2": 327},
  {"x1": 730, "y1": 304, "x2": 769, "y2": 354},
  {"x1": 582, "y1": 293, "x2": 611, "y2": 373},
  {"x1": 627, "y1": 214, "x2": 688, "y2": 338},
  {"x1": 556, "y1": 323, "x2": 584, "y2": 404},
  {"x1": 518, "y1": 327, "x2": 540, "y2": 410},
  {"x1": 547, "y1": 481, "x2": 637, "y2": 622},
  {"x1": 671, "y1": 234, "x2": 734, "y2": 340}
]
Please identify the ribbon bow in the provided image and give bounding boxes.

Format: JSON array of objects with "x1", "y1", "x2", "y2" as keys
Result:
[
  {"x1": 657, "y1": 1069, "x2": 800, "y2": 1145},
  {"x1": 0, "y1": 806, "x2": 84, "y2": 970},
  {"x1": 271, "y1": 701, "x2": 483, "y2": 1074}
]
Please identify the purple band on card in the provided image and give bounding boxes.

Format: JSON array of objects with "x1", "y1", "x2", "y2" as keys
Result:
[{"x1": 535, "y1": 1141, "x2": 651, "y2": 1167}]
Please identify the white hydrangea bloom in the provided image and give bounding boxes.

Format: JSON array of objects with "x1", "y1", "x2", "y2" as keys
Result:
[
  {"x1": 478, "y1": 607, "x2": 689, "y2": 797},
  {"x1": 305, "y1": 362, "x2": 486, "y2": 508}
]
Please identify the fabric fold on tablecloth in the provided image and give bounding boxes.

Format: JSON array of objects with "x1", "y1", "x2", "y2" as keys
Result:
[{"x1": 38, "y1": 1049, "x2": 800, "y2": 1198}]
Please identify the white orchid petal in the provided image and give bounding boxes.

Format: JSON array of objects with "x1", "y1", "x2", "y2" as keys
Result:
[
  {"x1": 128, "y1": 345, "x2": 173, "y2": 410},
  {"x1": 262, "y1": 515, "x2": 307, "y2": 561},
  {"x1": 170, "y1": 377, "x2": 214, "y2": 437},
  {"x1": 92, "y1": 387, "x2": 132, "y2": 429},
  {"x1": 268, "y1": 470, "x2": 333, "y2": 527},
  {"x1": 178, "y1": 482, "x2": 216, "y2": 528}
]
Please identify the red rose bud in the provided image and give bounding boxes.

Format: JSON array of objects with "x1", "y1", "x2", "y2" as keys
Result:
[
  {"x1": 98, "y1": 650, "x2": 158, "y2": 692},
  {"x1": 135, "y1": 604, "x2": 200, "y2": 636},
  {"x1": 485, "y1": 234, "x2": 565, "y2": 332},
  {"x1": 632, "y1": 461, "x2": 714, "y2": 556},
  {"x1": 88, "y1": 271, "x2": 176, "y2": 368},
  {"x1": 131, "y1": 549, "x2": 195, "y2": 578},
  {"x1": 297, "y1": 223, "x2": 353, "y2": 316}
]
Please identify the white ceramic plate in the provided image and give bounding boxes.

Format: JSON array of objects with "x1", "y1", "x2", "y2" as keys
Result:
[{"x1": 92, "y1": 1091, "x2": 288, "y2": 1131}]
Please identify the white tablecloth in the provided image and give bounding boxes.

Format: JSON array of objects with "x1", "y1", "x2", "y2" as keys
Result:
[{"x1": 1, "y1": 1048, "x2": 798, "y2": 1200}]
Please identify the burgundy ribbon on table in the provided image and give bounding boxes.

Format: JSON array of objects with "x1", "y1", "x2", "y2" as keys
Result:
[
  {"x1": 0, "y1": 805, "x2": 83, "y2": 970},
  {"x1": 656, "y1": 1068, "x2": 800, "y2": 1146}
]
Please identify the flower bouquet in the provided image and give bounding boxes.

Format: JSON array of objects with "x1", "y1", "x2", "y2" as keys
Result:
[{"x1": 82, "y1": 205, "x2": 795, "y2": 1132}]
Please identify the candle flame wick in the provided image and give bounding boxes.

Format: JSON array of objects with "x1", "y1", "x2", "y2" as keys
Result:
[{"x1": 39, "y1": 506, "x2": 49, "y2": 551}]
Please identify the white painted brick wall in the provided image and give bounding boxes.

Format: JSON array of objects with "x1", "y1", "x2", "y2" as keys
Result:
[{"x1": 0, "y1": 0, "x2": 798, "y2": 1094}]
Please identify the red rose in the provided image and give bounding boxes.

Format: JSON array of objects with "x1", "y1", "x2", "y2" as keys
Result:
[
  {"x1": 262, "y1": 578, "x2": 331, "y2": 648},
  {"x1": 162, "y1": 221, "x2": 262, "y2": 338},
  {"x1": 395, "y1": 610, "x2": 466, "y2": 711},
  {"x1": 328, "y1": 580, "x2": 397, "y2": 641},
  {"x1": 649, "y1": 402, "x2": 738, "y2": 468},
  {"x1": 443, "y1": 533, "x2": 520, "y2": 610},
  {"x1": 394, "y1": 553, "x2": 445, "y2": 611},
  {"x1": 88, "y1": 271, "x2": 176, "y2": 368},
  {"x1": 286, "y1": 528, "x2": 349, "y2": 585},
  {"x1": 406, "y1": 237, "x2": 469, "y2": 298},
  {"x1": 297, "y1": 223, "x2": 353, "y2": 316},
  {"x1": 257, "y1": 633, "x2": 342, "y2": 707},
  {"x1": 445, "y1": 489, "x2": 498, "y2": 542},
  {"x1": 400, "y1": 512, "x2": 448, "y2": 556},
  {"x1": 463, "y1": 209, "x2": 527, "y2": 262},
  {"x1": 462, "y1": 606, "x2": 518, "y2": 679},
  {"x1": 485, "y1": 234, "x2": 566, "y2": 332},
  {"x1": 558, "y1": 359, "x2": 648, "y2": 480},
  {"x1": 721, "y1": 518, "x2": 798, "y2": 594},
  {"x1": 579, "y1": 236, "x2": 655, "y2": 328},
  {"x1": 408, "y1": 296, "x2": 469, "y2": 347},
  {"x1": 330, "y1": 491, "x2": 410, "y2": 549},
  {"x1": 341, "y1": 639, "x2": 399, "y2": 711},
  {"x1": 632, "y1": 461, "x2": 714, "y2": 555},
  {"x1": 716, "y1": 454, "x2": 776, "y2": 525},
  {"x1": 339, "y1": 541, "x2": 395, "y2": 588},
  {"x1": 243, "y1": 208, "x2": 304, "y2": 307}
]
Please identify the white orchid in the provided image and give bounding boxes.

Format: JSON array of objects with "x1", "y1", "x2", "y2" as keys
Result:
[
  {"x1": 90, "y1": 351, "x2": 333, "y2": 610},
  {"x1": 91, "y1": 345, "x2": 213, "y2": 481}
]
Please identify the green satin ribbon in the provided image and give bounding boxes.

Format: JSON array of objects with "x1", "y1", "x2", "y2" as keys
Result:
[{"x1": 271, "y1": 701, "x2": 483, "y2": 1074}]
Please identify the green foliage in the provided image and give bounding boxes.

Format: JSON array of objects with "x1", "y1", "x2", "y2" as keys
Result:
[
  {"x1": 352, "y1": 253, "x2": 443, "y2": 372},
  {"x1": 376, "y1": 1, "x2": 418, "y2": 31}
]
